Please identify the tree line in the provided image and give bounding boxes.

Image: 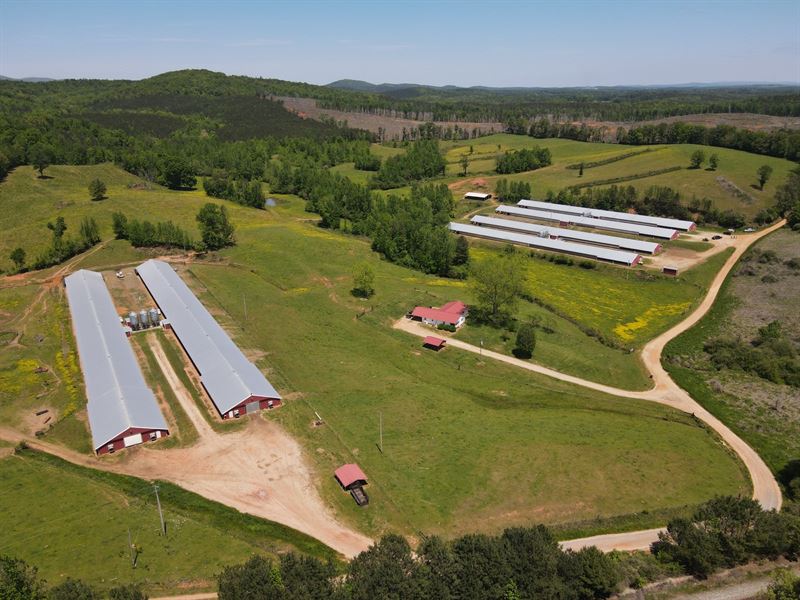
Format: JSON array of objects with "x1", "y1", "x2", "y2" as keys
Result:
[
  {"x1": 8, "y1": 216, "x2": 101, "y2": 273},
  {"x1": 546, "y1": 184, "x2": 755, "y2": 229},
  {"x1": 6, "y1": 495, "x2": 797, "y2": 600},
  {"x1": 526, "y1": 116, "x2": 800, "y2": 162}
]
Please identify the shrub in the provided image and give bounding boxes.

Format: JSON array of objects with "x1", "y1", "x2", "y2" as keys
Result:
[{"x1": 513, "y1": 322, "x2": 536, "y2": 359}]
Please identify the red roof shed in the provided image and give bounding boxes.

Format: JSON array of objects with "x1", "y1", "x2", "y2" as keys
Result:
[
  {"x1": 335, "y1": 463, "x2": 368, "y2": 489},
  {"x1": 423, "y1": 336, "x2": 446, "y2": 350}
]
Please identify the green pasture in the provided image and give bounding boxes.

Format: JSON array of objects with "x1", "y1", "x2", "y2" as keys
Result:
[
  {"x1": 466, "y1": 244, "x2": 732, "y2": 347},
  {"x1": 0, "y1": 449, "x2": 337, "y2": 592},
  {"x1": 0, "y1": 164, "x2": 749, "y2": 553},
  {"x1": 435, "y1": 135, "x2": 795, "y2": 218}
]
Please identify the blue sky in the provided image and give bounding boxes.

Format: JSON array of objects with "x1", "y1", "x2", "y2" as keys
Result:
[{"x1": 1, "y1": 0, "x2": 798, "y2": 86}]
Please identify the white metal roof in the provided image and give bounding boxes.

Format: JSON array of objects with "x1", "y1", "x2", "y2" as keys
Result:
[
  {"x1": 518, "y1": 199, "x2": 695, "y2": 231},
  {"x1": 136, "y1": 260, "x2": 280, "y2": 415},
  {"x1": 64, "y1": 270, "x2": 168, "y2": 451},
  {"x1": 472, "y1": 215, "x2": 661, "y2": 254},
  {"x1": 449, "y1": 222, "x2": 640, "y2": 265},
  {"x1": 464, "y1": 192, "x2": 491, "y2": 199},
  {"x1": 497, "y1": 205, "x2": 677, "y2": 240}
]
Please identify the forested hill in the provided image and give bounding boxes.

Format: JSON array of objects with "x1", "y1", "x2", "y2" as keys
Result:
[
  {"x1": 2, "y1": 69, "x2": 798, "y2": 127},
  {"x1": 0, "y1": 69, "x2": 376, "y2": 142}
]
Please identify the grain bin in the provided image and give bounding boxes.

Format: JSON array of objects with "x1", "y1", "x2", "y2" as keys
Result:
[
  {"x1": 149, "y1": 308, "x2": 160, "y2": 326},
  {"x1": 128, "y1": 311, "x2": 139, "y2": 330},
  {"x1": 139, "y1": 309, "x2": 150, "y2": 329}
]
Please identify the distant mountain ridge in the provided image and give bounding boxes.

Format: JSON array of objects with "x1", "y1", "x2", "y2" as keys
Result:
[
  {"x1": 327, "y1": 78, "x2": 799, "y2": 93},
  {"x1": 0, "y1": 75, "x2": 57, "y2": 82}
]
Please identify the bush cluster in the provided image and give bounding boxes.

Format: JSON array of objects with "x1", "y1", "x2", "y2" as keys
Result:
[{"x1": 495, "y1": 146, "x2": 552, "y2": 174}]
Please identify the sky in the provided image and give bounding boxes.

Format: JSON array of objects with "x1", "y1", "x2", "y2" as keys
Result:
[{"x1": 1, "y1": 0, "x2": 798, "y2": 87}]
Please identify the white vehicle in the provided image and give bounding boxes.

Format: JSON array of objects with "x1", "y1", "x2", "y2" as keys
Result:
[{"x1": 115, "y1": 271, "x2": 124, "y2": 279}]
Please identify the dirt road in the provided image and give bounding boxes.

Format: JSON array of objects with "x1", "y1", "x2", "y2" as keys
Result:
[{"x1": 396, "y1": 220, "x2": 786, "y2": 551}]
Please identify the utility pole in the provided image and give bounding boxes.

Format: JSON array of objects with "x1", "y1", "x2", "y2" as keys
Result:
[
  {"x1": 243, "y1": 294, "x2": 247, "y2": 322},
  {"x1": 127, "y1": 528, "x2": 135, "y2": 568},
  {"x1": 379, "y1": 411, "x2": 383, "y2": 454},
  {"x1": 154, "y1": 484, "x2": 165, "y2": 536},
  {"x1": 480, "y1": 339, "x2": 483, "y2": 357}
]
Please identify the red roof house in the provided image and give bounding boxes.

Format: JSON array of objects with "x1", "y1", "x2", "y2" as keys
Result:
[
  {"x1": 410, "y1": 300, "x2": 468, "y2": 328},
  {"x1": 335, "y1": 463, "x2": 368, "y2": 490}
]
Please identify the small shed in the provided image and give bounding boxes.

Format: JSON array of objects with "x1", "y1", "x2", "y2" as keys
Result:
[
  {"x1": 423, "y1": 336, "x2": 446, "y2": 351},
  {"x1": 335, "y1": 463, "x2": 368, "y2": 490},
  {"x1": 662, "y1": 265, "x2": 679, "y2": 276},
  {"x1": 464, "y1": 192, "x2": 492, "y2": 201}
]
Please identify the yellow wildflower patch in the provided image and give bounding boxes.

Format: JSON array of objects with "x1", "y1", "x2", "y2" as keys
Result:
[{"x1": 614, "y1": 302, "x2": 691, "y2": 342}]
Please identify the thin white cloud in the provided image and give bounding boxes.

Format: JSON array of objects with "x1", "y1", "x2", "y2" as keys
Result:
[{"x1": 226, "y1": 38, "x2": 292, "y2": 48}]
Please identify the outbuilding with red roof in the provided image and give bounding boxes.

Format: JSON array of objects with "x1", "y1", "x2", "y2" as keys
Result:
[
  {"x1": 423, "y1": 336, "x2": 446, "y2": 351},
  {"x1": 335, "y1": 463, "x2": 368, "y2": 490}
]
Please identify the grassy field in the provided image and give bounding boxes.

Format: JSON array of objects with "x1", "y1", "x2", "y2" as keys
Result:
[
  {"x1": 664, "y1": 229, "x2": 800, "y2": 475},
  {"x1": 183, "y1": 199, "x2": 747, "y2": 538},
  {"x1": 0, "y1": 163, "x2": 261, "y2": 272},
  {"x1": 0, "y1": 164, "x2": 749, "y2": 558},
  {"x1": 424, "y1": 134, "x2": 795, "y2": 218},
  {"x1": 0, "y1": 448, "x2": 337, "y2": 592},
  {"x1": 463, "y1": 243, "x2": 732, "y2": 348}
]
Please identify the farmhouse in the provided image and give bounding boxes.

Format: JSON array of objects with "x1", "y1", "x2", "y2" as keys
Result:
[
  {"x1": 411, "y1": 301, "x2": 468, "y2": 328},
  {"x1": 64, "y1": 270, "x2": 169, "y2": 455},
  {"x1": 136, "y1": 259, "x2": 282, "y2": 419},
  {"x1": 464, "y1": 191, "x2": 492, "y2": 201}
]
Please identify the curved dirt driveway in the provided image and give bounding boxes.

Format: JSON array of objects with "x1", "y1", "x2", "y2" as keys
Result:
[{"x1": 396, "y1": 220, "x2": 786, "y2": 551}]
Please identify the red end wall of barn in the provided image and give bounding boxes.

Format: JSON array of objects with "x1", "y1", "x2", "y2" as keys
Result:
[
  {"x1": 96, "y1": 427, "x2": 169, "y2": 455},
  {"x1": 219, "y1": 395, "x2": 283, "y2": 419}
]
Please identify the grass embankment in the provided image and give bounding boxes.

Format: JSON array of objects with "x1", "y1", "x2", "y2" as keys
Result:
[
  {"x1": 0, "y1": 448, "x2": 338, "y2": 591},
  {"x1": 0, "y1": 164, "x2": 748, "y2": 550},
  {"x1": 664, "y1": 229, "x2": 800, "y2": 475}
]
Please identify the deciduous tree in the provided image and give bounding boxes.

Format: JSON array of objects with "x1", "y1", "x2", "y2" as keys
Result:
[
  {"x1": 514, "y1": 323, "x2": 536, "y2": 358},
  {"x1": 757, "y1": 164, "x2": 774, "y2": 190},
  {"x1": 10, "y1": 247, "x2": 26, "y2": 270},
  {"x1": 88, "y1": 179, "x2": 106, "y2": 201},
  {"x1": 196, "y1": 203, "x2": 235, "y2": 250},
  {"x1": 689, "y1": 150, "x2": 705, "y2": 169},
  {"x1": 470, "y1": 252, "x2": 525, "y2": 320},
  {"x1": 352, "y1": 262, "x2": 375, "y2": 298}
]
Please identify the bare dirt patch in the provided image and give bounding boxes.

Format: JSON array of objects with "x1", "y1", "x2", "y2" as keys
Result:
[
  {"x1": 278, "y1": 96, "x2": 503, "y2": 140},
  {"x1": 581, "y1": 113, "x2": 800, "y2": 138}
]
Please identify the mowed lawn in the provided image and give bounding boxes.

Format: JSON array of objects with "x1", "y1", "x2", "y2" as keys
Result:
[
  {"x1": 0, "y1": 449, "x2": 336, "y2": 591},
  {"x1": 0, "y1": 165, "x2": 748, "y2": 544},
  {"x1": 435, "y1": 134, "x2": 795, "y2": 218}
]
